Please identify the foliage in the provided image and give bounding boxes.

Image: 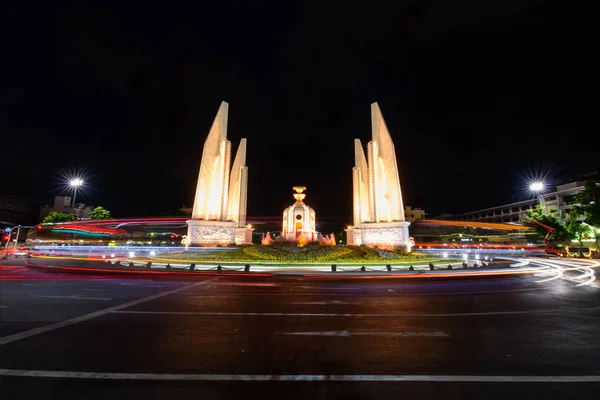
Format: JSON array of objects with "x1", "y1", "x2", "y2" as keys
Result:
[
  {"x1": 89, "y1": 206, "x2": 112, "y2": 220},
  {"x1": 42, "y1": 211, "x2": 75, "y2": 223},
  {"x1": 161, "y1": 243, "x2": 434, "y2": 264},
  {"x1": 573, "y1": 180, "x2": 600, "y2": 250},
  {"x1": 573, "y1": 181, "x2": 600, "y2": 228},
  {"x1": 525, "y1": 205, "x2": 572, "y2": 242},
  {"x1": 336, "y1": 230, "x2": 347, "y2": 245},
  {"x1": 566, "y1": 210, "x2": 594, "y2": 247}
]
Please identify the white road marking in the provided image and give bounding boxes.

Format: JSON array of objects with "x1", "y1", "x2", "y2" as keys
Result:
[
  {"x1": 0, "y1": 279, "x2": 217, "y2": 346},
  {"x1": 277, "y1": 330, "x2": 450, "y2": 337},
  {"x1": 0, "y1": 305, "x2": 7, "y2": 309},
  {"x1": 299, "y1": 286, "x2": 358, "y2": 290},
  {"x1": 174, "y1": 287, "x2": 545, "y2": 297},
  {"x1": 353, "y1": 332, "x2": 450, "y2": 337},
  {"x1": 291, "y1": 300, "x2": 350, "y2": 305},
  {"x1": 82, "y1": 289, "x2": 102, "y2": 292},
  {"x1": 1, "y1": 369, "x2": 599, "y2": 382},
  {"x1": 278, "y1": 330, "x2": 352, "y2": 336},
  {"x1": 21, "y1": 284, "x2": 39, "y2": 287},
  {"x1": 34, "y1": 295, "x2": 112, "y2": 301},
  {"x1": 214, "y1": 282, "x2": 278, "y2": 287},
  {"x1": 112, "y1": 306, "x2": 600, "y2": 318},
  {"x1": 119, "y1": 283, "x2": 166, "y2": 288}
]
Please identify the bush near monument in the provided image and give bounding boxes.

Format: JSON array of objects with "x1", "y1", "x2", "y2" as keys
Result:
[{"x1": 160, "y1": 243, "x2": 435, "y2": 264}]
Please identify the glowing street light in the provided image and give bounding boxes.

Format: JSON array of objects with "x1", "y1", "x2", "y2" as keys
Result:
[
  {"x1": 529, "y1": 182, "x2": 545, "y2": 192},
  {"x1": 69, "y1": 178, "x2": 84, "y2": 209}
]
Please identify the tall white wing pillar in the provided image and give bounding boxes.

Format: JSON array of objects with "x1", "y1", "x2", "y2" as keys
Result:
[
  {"x1": 370, "y1": 102, "x2": 405, "y2": 222},
  {"x1": 187, "y1": 102, "x2": 253, "y2": 246},
  {"x1": 346, "y1": 102, "x2": 411, "y2": 250},
  {"x1": 226, "y1": 138, "x2": 248, "y2": 227},
  {"x1": 191, "y1": 101, "x2": 230, "y2": 221},
  {"x1": 352, "y1": 139, "x2": 372, "y2": 226}
]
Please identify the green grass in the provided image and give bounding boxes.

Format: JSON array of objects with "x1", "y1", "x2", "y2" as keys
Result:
[{"x1": 156, "y1": 244, "x2": 448, "y2": 265}]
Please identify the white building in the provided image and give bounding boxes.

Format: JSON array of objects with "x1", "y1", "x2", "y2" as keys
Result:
[
  {"x1": 452, "y1": 181, "x2": 599, "y2": 224},
  {"x1": 40, "y1": 196, "x2": 94, "y2": 221},
  {"x1": 539, "y1": 181, "x2": 596, "y2": 221}
]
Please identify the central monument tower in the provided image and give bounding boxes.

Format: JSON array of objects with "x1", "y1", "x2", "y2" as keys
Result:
[
  {"x1": 345, "y1": 103, "x2": 411, "y2": 249},
  {"x1": 186, "y1": 101, "x2": 253, "y2": 245},
  {"x1": 282, "y1": 186, "x2": 317, "y2": 241}
]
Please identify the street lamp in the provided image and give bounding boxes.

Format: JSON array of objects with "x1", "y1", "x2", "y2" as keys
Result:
[
  {"x1": 4, "y1": 225, "x2": 32, "y2": 250},
  {"x1": 529, "y1": 182, "x2": 545, "y2": 192},
  {"x1": 70, "y1": 178, "x2": 84, "y2": 209}
]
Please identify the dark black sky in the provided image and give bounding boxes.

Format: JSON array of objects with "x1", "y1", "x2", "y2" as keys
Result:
[{"x1": 2, "y1": 1, "x2": 595, "y2": 221}]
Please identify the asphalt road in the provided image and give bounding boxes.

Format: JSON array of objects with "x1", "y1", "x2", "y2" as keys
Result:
[{"x1": 1, "y1": 257, "x2": 600, "y2": 399}]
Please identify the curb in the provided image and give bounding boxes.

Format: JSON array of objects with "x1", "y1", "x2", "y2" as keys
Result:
[{"x1": 24, "y1": 261, "x2": 535, "y2": 281}]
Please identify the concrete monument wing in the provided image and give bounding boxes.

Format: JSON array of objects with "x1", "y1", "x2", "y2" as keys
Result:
[
  {"x1": 187, "y1": 101, "x2": 252, "y2": 245},
  {"x1": 346, "y1": 102, "x2": 411, "y2": 249}
]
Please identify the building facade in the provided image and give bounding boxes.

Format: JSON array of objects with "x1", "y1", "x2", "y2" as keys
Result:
[
  {"x1": 538, "y1": 181, "x2": 592, "y2": 221},
  {"x1": 404, "y1": 206, "x2": 425, "y2": 223},
  {"x1": 40, "y1": 196, "x2": 94, "y2": 221},
  {"x1": 452, "y1": 181, "x2": 598, "y2": 224},
  {"x1": 453, "y1": 199, "x2": 538, "y2": 224}
]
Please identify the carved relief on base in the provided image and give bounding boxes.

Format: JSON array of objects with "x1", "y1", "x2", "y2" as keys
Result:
[
  {"x1": 347, "y1": 222, "x2": 411, "y2": 249},
  {"x1": 186, "y1": 220, "x2": 236, "y2": 245}
]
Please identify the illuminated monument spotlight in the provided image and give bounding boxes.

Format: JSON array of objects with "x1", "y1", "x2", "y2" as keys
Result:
[
  {"x1": 186, "y1": 101, "x2": 253, "y2": 245},
  {"x1": 345, "y1": 102, "x2": 411, "y2": 250}
]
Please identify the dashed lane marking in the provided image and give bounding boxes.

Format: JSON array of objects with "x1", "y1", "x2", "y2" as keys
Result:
[{"x1": 34, "y1": 295, "x2": 112, "y2": 301}]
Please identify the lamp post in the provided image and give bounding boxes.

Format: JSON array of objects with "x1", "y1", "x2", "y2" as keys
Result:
[
  {"x1": 529, "y1": 181, "x2": 549, "y2": 218},
  {"x1": 529, "y1": 182, "x2": 545, "y2": 193},
  {"x1": 4, "y1": 225, "x2": 32, "y2": 250},
  {"x1": 70, "y1": 178, "x2": 83, "y2": 215}
]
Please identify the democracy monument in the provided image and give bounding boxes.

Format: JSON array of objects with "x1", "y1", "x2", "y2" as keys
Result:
[
  {"x1": 187, "y1": 101, "x2": 410, "y2": 249},
  {"x1": 186, "y1": 101, "x2": 253, "y2": 245},
  {"x1": 282, "y1": 186, "x2": 317, "y2": 242},
  {"x1": 345, "y1": 103, "x2": 411, "y2": 250}
]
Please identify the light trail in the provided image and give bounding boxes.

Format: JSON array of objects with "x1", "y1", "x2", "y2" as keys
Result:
[{"x1": 529, "y1": 258, "x2": 598, "y2": 287}]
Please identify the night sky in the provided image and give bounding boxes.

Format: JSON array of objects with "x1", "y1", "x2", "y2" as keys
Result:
[{"x1": 2, "y1": 1, "x2": 595, "y2": 221}]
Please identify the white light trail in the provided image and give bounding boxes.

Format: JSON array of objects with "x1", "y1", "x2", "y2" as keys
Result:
[{"x1": 530, "y1": 258, "x2": 597, "y2": 287}]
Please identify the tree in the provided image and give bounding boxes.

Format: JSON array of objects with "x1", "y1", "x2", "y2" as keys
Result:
[
  {"x1": 42, "y1": 211, "x2": 76, "y2": 223},
  {"x1": 565, "y1": 210, "x2": 589, "y2": 250},
  {"x1": 524, "y1": 205, "x2": 572, "y2": 242},
  {"x1": 89, "y1": 206, "x2": 112, "y2": 220},
  {"x1": 573, "y1": 180, "x2": 600, "y2": 252}
]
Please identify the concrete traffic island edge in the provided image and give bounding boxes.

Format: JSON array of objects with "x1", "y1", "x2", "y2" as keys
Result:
[{"x1": 22, "y1": 258, "x2": 535, "y2": 280}]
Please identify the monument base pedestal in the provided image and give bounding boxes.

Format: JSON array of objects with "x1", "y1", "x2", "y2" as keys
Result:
[
  {"x1": 234, "y1": 227, "x2": 254, "y2": 245},
  {"x1": 186, "y1": 220, "x2": 253, "y2": 246},
  {"x1": 345, "y1": 221, "x2": 411, "y2": 250}
]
